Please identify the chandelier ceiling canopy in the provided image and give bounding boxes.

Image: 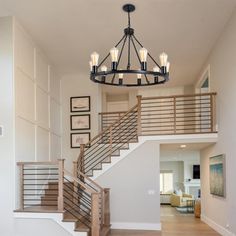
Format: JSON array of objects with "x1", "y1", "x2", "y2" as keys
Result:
[{"x1": 89, "y1": 4, "x2": 170, "y2": 87}]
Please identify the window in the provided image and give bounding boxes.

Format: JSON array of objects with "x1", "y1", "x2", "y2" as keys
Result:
[{"x1": 160, "y1": 171, "x2": 173, "y2": 194}]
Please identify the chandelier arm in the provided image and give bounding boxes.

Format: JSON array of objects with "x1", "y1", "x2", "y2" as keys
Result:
[
  {"x1": 130, "y1": 35, "x2": 150, "y2": 84},
  {"x1": 111, "y1": 35, "x2": 128, "y2": 83},
  {"x1": 98, "y1": 34, "x2": 126, "y2": 68},
  {"x1": 132, "y1": 35, "x2": 162, "y2": 70}
]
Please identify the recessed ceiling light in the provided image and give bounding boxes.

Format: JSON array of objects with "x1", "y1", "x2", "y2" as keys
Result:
[{"x1": 180, "y1": 144, "x2": 186, "y2": 148}]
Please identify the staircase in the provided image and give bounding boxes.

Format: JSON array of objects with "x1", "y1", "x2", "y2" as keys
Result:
[
  {"x1": 15, "y1": 161, "x2": 110, "y2": 236},
  {"x1": 15, "y1": 92, "x2": 217, "y2": 235},
  {"x1": 76, "y1": 92, "x2": 217, "y2": 179}
]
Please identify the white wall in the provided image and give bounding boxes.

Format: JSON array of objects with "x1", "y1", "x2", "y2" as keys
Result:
[
  {"x1": 0, "y1": 16, "x2": 69, "y2": 236},
  {"x1": 14, "y1": 20, "x2": 62, "y2": 164},
  {"x1": 96, "y1": 141, "x2": 161, "y2": 230},
  {"x1": 199, "y1": 7, "x2": 236, "y2": 236},
  {"x1": 61, "y1": 73, "x2": 102, "y2": 171},
  {"x1": 0, "y1": 16, "x2": 15, "y2": 236}
]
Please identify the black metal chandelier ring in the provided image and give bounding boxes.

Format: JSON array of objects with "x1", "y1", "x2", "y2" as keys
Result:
[{"x1": 89, "y1": 3, "x2": 170, "y2": 87}]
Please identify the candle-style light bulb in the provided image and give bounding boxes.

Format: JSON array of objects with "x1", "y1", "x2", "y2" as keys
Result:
[
  {"x1": 139, "y1": 48, "x2": 148, "y2": 70},
  {"x1": 101, "y1": 65, "x2": 107, "y2": 72},
  {"x1": 139, "y1": 48, "x2": 148, "y2": 62},
  {"x1": 159, "y1": 52, "x2": 168, "y2": 67},
  {"x1": 137, "y1": 74, "x2": 142, "y2": 79},
  {"x1": 89, "y1": 61, "x2": 93, "y2": 72},
  {"x1": 153, "y1": 66, "x2": 160, "y2": 73},
  {"x1": 166, "y1": 62, "x2": 170, "y2": 73},
  {"x1": 110, "y1": 47, "x2": 119, "y2": 70},
  {"x1": 110, "y1": 47, "x2": 119, "y2": 62},
  {"x1": 91, "y1": 52, "x2": 99, "y2": 66}
]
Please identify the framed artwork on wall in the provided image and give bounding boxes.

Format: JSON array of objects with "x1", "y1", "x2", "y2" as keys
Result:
[
  {"x1": 209, "y1": 154, "x2": 226, "y2": 197},
  {"x1": 70, "y1": 96, "x2": 90, "y2": 112},
  {"x1": 71, "y1": 132, "x2": 90, "y2": 148},
  {"x1": 70, "y1": 114, "x2": 90, "y2": 130}
]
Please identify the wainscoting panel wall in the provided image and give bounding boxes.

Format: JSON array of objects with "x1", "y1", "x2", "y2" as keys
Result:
[{"x1": 14, "y1": 21, "x2": 61, "y2": 162}]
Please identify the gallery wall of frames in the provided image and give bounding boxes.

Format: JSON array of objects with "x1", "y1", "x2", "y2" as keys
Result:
[{"x1": 70, "y1": 96, "x2": 91, "y2": 148}]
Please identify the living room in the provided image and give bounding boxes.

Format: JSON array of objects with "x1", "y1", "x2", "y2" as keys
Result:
[{"x1": 160, "y1": 143, "x2": 203, "y2": 215}]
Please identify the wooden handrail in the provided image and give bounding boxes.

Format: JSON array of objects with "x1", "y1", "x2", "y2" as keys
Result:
[{"x1": 141, "y1": 92, "x2": 217, "y2": 100}]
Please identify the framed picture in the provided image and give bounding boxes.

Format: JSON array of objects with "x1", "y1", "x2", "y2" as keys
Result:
[
  {"x1": 70, "y1": 96, "x2": 90, "y2": 112},
  {"x1": 209, "y1": 154, "x2": 226, "y2": 197},
  {"x1": 71, "y1": 133, "x2": 90, "y2": 148},
  {"x1": 71, "y1": 114, "x2": 90, "y2": 130}
]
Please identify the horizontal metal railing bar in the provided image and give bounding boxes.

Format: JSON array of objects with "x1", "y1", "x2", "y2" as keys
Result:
[
  {"x1": 23, "y1": 168, "x2": 58, "y2": 171},
  {"x1": 84, "y1": 114, "x2": 137, "y2": 155},
  {"x1": 81, "y1": 104, "x2": 138, "y2": 149},
  {"x1": 141, "y1": 127, "x2": 211, "y2": 133},
  {"x1": 83, "y1": 124, "x2": 137, "y2": 168},
  {"x1": 141, "y1": 97, "x2": 211, "y2": 105},
  {"x1": 141, "y1": 115, "x2": 211, "y2": 121},
  {"x1": 63, "y1": 177, "x2": 92, "y2": 202},
  {"x1": 63, "y1": 171, "x2": 96, "y2": 194},
  {"x1": 83, "y1": 125, "x2": 137, "y2": 162},
  {"x1": 23, "y1": 194, "x2": 58, "y2": 196},
  {"x1": 64, "y1": 205, "x2": 91, "y2": 228},
  {"x1": 23, "y1": 173, "x2": 58, "y2": 176},
  {"x1": 17, "y1": 161, "x2": 59, "y2": 166},
  {"x1": 23, "y1": 178, "x2": 58, "y2": 181},
  {"x1": 85, "y1": 131, "x2": 137, "y2": 173},
  {"x1": 24, "y1": 198, "x2": 57, "y2": 201},
  {"x1": 85, "y1": 134, "x2": 137, "y2": 173},
  {"x1": 141, "y1": 106, "x2": 211, "y2": 113},
  {"x1": 141, "y1": 101, "x2": 211, "y2": 109},
  {"x1": 63, "y1": 194, "x2": 91, "y2": 223},
  {"x1": 24, "y1": 204, "x2": 58, "y2": 207},
  {"x1": 23, "y1": 183, "x2": 58, "y2": 185},
  {"x1": 23, "y1": 189, "x2": 57, "y2": 191},
  {"x1": 63, "y1": 188, "x2": 92, "y2": 210},
  {"x1": 141, "y1": 118, "x2": 211, "y2": 125},
  {"x1": 141, "y1": 123, "x2": 211, "y2": 129},
  {"x1": 83, "y1": 117, "x2": 137, "y2": 159},
  {"x1": 141, "y1": 110, "x2": 211, "y2": 116}
]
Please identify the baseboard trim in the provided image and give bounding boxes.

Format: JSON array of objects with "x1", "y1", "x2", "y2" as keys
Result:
[
  {"x1": 201, "y1": 214, "x2": 235, "y2": 236},
  {"x1": 111, "y1": 222, "x2": 161, "y2": 231}
]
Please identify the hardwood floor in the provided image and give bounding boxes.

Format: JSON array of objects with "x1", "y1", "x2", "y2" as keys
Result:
[{"x1": 109, "y1": 205, "x2": 220, "y2": 236}]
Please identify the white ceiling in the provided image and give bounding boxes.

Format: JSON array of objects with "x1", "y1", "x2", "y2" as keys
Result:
[{"x1": 0, "y1": 0, "x2": 236, "y2": 88}]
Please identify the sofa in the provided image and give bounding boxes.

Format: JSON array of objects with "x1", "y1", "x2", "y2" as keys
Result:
[{"x1": 170, "y1": 193, "x2": 194, "y2": 207}]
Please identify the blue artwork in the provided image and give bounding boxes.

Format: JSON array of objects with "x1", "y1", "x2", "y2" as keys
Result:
[{"x1": 210, "y1": 155, "x2": 225, "y2": 197}]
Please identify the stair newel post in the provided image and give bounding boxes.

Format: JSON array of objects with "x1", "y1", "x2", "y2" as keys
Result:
[
  {"x1": 18, "y1": 163, "x2": 24, "y2": 210},
  {"x1": 79, "y1": 144, "x2": 85, "y2": 182},
  {"x1": 137, "y1": 95, "x2": 142, "y2": 136},
  {"x1": 109, "y1": 127, "x2": 113, "y2": 158},
  {"x1": 91, "y1": 192, "x2": 101, "y2": 236},
  {"x1": 73, "y1": 161, "x2": 79, "y2": 205},
  {"x1": 103, "y1": 188, "x2": 111, "y2": 227},
  {"x1": 58, "y1": 159, "x2": 65, "y2": 211}
]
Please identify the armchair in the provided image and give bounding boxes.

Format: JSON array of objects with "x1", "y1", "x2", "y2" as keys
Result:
[{"x1": 170, "y1": 193, "x2": 194, "y2": 207}]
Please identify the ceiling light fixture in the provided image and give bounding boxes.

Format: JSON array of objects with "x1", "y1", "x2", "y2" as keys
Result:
[
  {"x1": 89, "y1": 4, "x2": 170, "y2": 87},
  {"x1": 180, "y1": 145, "x2": 187, "y2": 148}
]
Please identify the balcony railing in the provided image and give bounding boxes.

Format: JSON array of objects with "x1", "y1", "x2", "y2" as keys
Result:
[{"x1": 99, "y1": 92, "x2": 217, "y2": 136}]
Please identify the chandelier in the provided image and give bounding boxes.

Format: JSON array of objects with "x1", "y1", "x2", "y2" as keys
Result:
[{"x1": 89, "y1": 4, "x2": 170, "y2": 87}]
